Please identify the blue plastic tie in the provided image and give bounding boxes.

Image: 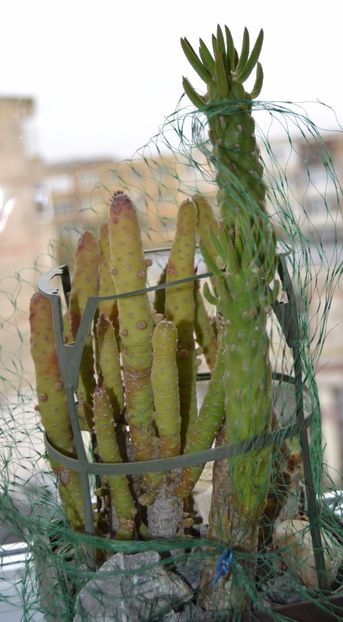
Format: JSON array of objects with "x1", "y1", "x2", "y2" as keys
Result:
[{"x1": 211, "y1": 548, "x2": 234, "y2": 586}]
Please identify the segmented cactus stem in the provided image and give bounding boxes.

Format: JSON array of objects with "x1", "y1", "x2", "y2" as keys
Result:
[{"x1": 182, "y1": 25, "x2": 277, "y2": 609}]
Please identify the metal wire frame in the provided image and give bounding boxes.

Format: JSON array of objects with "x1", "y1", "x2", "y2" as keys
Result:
[{"x1": 37, "y1": 252, "x2": 328, "y2": 589}]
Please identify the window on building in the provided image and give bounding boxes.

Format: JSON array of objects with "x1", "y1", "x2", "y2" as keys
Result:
[
  {"x1": 78, "y1": 170, "x2": 99, "y2": 187},
  {"x1": 34, "y1": 184, "x2": 53, "y2": 219},
  {"x1": 53, "y1": 199, "x2": 74, "y2": 215},
  {"x1": 46, "y1": 174, "x2": 73, "y2": 193},
  {"x1": 303, "y1": 193, "x2": 339, "y2": 218}
]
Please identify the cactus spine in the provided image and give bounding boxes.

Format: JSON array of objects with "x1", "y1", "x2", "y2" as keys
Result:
[
  {"x1": 182, "y1": 25, "x2": 278, "y2": 608},
  {"x1": 30, "y1": 292, "x2": 84, "y2": 530}
]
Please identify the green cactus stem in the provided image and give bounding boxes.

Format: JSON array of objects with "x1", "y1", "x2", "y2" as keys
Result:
[
  {"x1": 108, "y1": 191, "x2": 160, "y2": 498},
  {"x1": 98, "y1": 221, "x2": 120, "y2": 339},
  {"x1": 175, "y1": 332, "x2": 225, "y2": 497},
  {"x1": 68, "y1": 230, "x2": 99, "y2": 430},
  {"x1": 148, "y1": 320, "x2": 184, "y2": 537},
  {"x1": 192, "y1": 193, "x2": 218, "y2": 369},
  {"x1": 30, "y1": 292, "x2": 84, "y2": 531},
  {"x1": 193, "y1": 193, "x2": 219, "y2": 279},
  {"x1": 95, "y1": 314, "x2": 124, "y2": 419},
  {"x1": 194, "y1": 279, "x2": 217, "y2": 370},
  {"x1": 165, "y1": 198, "x2": 198, "y2": 449},
  {"x1": 151, "y1": 319, "x2": 181, "y2": 458},
  {"x1": 182, "y1": 25, "x2": 278, "y2": 609},
  {"x1": 93, "y1": 385, "x2": 136, "y2": 540}
]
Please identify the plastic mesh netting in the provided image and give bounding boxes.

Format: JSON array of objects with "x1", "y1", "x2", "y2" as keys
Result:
[{"x1": 1, "y1": 25, "x2": 343, "y2": 622}]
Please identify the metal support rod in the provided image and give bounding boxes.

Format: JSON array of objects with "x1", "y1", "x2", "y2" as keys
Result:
[{"x1": 276, "y1": 254, "x2": 328, "y2": 591}]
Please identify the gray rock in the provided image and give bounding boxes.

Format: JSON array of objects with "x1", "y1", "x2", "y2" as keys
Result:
[
  {"x1": 162, "y1": 601, "x2": 203, "y2": 621},
  {"x1": 74, "y1": 551, "x2": 193, "y2": 622},
  {"x1": 264, "y1": 573, "x2": 305, "y2": 604},
  {"x1": 174, "y1": 547, "x2": 204, "y2": 591},
  {"x1": 147, "y1": 485, "x2": 184, "y2": 539}
]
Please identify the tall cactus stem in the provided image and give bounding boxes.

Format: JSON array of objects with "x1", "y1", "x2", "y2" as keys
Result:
[
  {"x1": 182, "y1": 25, "x2": 278, "y2": 610},
  {"x1": 108, "y1": 191, "x2": 160, "y2": 500}
]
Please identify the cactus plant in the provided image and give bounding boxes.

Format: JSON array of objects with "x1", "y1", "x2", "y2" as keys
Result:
[
  {"x1": 181, "y1": 25, "x2": 278, "y2": 609},
  {"x1": 25, "y1": 21, "x2": 332, "y2": 622}
]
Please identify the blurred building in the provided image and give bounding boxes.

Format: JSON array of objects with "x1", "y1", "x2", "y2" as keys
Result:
[
  {"x1": 264, "y1": 133, "x2": 343, "y2": 483},
  {"x1": 0, "y1": 97, "x2": 40, "y2": 270}
]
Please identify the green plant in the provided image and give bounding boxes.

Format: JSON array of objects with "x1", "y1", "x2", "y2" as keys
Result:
[{"x1": 181, "y1": 25, "x2": 278, "y2": 609}]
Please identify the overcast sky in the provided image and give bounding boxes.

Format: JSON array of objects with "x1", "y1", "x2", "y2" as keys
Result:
[{"x1": 1, "y1": 0, "x2": 342, "y2": 162}]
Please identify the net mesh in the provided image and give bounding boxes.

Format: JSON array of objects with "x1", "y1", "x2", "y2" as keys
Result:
[{"x1": 1, "y1": 25, "x2": 343, "y2": 622}]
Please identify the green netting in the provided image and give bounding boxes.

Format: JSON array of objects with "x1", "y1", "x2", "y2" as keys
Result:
[{"x1": 1, "y1": 24, "x2": 343, "y2": 622}]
